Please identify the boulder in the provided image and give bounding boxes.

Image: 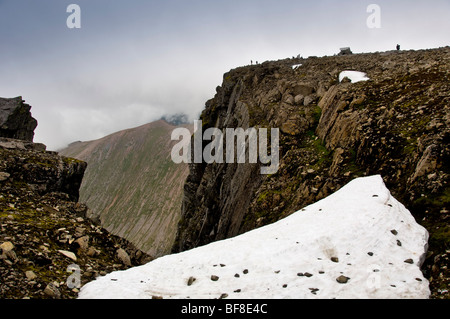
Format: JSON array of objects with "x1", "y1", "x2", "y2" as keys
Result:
[
  {"x1": 0, "y1": 97, "x2": 38, "y2": 142},
  {"x1": 117, "y1": 248, "x2": 132, "y2": 266},
  {"x1": 58, "y1": 250, "x2": 77, "y2": 262},
  {"x1": 292, "y1": 84, "x2": 315, "y2": 97},
  {"x1": 44, "y1": 283, "x2": 61, "y2": 299}
]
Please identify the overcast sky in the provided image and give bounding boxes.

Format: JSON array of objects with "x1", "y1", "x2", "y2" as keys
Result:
[{"x1": 1, "y1": 0, "x2": 449, "y2": 150}]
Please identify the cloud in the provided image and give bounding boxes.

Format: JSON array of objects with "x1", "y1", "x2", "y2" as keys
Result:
[{"x1": 1, "y1": 0, "x2": 449, "y2": 150}]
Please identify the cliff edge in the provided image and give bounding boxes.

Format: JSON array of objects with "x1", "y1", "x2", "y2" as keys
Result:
[{"x1": 173, "y1": 47, "x2": 449, "y2": 298}]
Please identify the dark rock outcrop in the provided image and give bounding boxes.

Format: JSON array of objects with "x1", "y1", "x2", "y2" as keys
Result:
[
  {"x1": 0, "y1": 138, "x2": 86, "y2": 202},
  {"x1": 0, "y1": 97, "x2": 37, "y2": 142}
]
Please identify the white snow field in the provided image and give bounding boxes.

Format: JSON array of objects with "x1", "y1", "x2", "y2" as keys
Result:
[
  {"x1": 339, "y1": 70, "x2": 370, "y2": 83},
  {"x1": 79, "y1": 175, "x2": 430, "y2": 299}
]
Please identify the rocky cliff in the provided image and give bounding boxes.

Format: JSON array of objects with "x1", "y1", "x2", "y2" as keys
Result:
[
  {"x1": 172, "y1": 47, "x2": 449, "y2": 298},
  {"x1": 0, "y1": 102, "x2": 151, "y2": 299},
  {"x1": 59, "y1": 120, "x2": 192, "y2": 257}
]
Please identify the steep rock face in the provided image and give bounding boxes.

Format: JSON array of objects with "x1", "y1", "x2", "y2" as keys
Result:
[
  {"x1": 172, "y1": 48, "x2": 449, "y2": 298},
  {"x1": 59, "y1": 120, "x2": 191, "y2": 257},
  {"x1": 0, "y1": 97, "x2": 38, "y2": 142}
]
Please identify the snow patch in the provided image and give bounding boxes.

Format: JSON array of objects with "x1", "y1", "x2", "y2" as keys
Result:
[
  {"x1": 339, "y1": 70, "x2": 370, "y2": 83},
  {"x1": 79, "y1": 175, "x2": 429, "y2": 299},
  {"x1": 292, "y1": 64, "x2": 302, "y2": 70}
]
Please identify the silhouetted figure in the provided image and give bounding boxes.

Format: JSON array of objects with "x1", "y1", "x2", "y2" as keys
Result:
[{"x1": 396, "y1": 44, "x2": 400, "y2": 51}]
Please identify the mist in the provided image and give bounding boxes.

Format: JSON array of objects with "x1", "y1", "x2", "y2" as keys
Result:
[{"x1": 0, "y1": 0, "x2": 449, "y2": 150}]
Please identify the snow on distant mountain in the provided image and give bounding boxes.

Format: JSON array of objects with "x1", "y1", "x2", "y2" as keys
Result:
[{"x1": 78, "y1": 175, "x2": 430, "y2": 299}]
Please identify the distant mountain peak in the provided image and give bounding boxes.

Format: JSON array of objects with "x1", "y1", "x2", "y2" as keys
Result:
[{"x1": 160, "y1": 113, "x2": 190, "y2": 126}]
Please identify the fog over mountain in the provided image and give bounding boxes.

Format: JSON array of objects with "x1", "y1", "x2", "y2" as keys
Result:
[{"x1": 1, "y1": 0, "x2": 449, "y2": 150}]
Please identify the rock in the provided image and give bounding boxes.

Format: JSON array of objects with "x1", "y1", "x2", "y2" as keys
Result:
[
  {"x1": 297, "y1": 272, "x2": 313, "y2": 278},
  {"x1": 0, "y1": 127, "x2": 152, "y2": 299},
  {"x1": 0, "y1": 241, "x2": 14, "y2": 253},
  {"x1": 44, "y1": 283, "x2": 61, "y2": 299},
  {"x1": 5, "y1": 250, "x2": 18, "y2": 263},
  {"x1": 284, "y1": 94, "x2": 294, "y2": 105},
  {"x1": 0, "y1": 172, "x2": 10, "y2": 182},
  {"x1": 331, "y1": 257, "x2": 339, "y2": 263},
  {"x1": 309, "y1": 288, "x2": 319, "y2": 294},
  {"x1": 75, "y1": 236, "x2": 89, "y2": 252},
  {"x1": 411, "y1": 144, "x2": 438, "y2": 181},
  {"x1": 294, "y1": 94, "x2": 304, "y2": 104},
  {"x1": 58, "y1": 250, "x2": 77, "y2": 262},
  {"x1": 336, "y1": 275, "x2": 350, "y2": 284},
  {"x1": 0, "y1": 138, "x2": 26, "y2": 150},
  {"x1": 74, "y1": 227, "x2": 86, "y2": 238},
  {"x1": 0, "y1": 138, "x2": 87, "y2": 202},
  {"x1": 0, "y1": 242, "x2": 18, "y2": 263},
  {"x1": 303, "y1": 95, "x2": 316, "y2": 106},
  {"x1": 211, "y1": 275, "x2": 219, "y2": 281},
  {"x1": 404, "y1": 259, "x2": 414, "y2": 264},
  {"x1": 86, "y1": 246, "x2": 100, "y2": 257},
  {"x1": 338, "y1": 47, "x2": 353, "y2": 55},
  {"x1": 25, "y1": 271, "x2": 37, "y2": 281},
  {"x1": 0, "y1": 97, "x2": 38, "y2": 141},
  {"x1": 117, "y1": 248, "x2": 132, "y2": 266},
  {"x1": 340, "y1": 76, "x2": 352, "y2": 84},
  {"x1": 281, "y1": 121, "x2": 301, "y2": 135},
  {"x1": 187, "y1": 276, "x2": 196, "y2": 286}
]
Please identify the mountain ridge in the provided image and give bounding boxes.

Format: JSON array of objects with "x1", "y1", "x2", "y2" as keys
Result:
[{"x1": 59, "y1": 119, "x2": 192, "y2": 257}]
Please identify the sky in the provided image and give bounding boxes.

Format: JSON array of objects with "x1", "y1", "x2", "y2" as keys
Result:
[{"x1": 0, "y1": 0, "x2": 449, "y2": 150}]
